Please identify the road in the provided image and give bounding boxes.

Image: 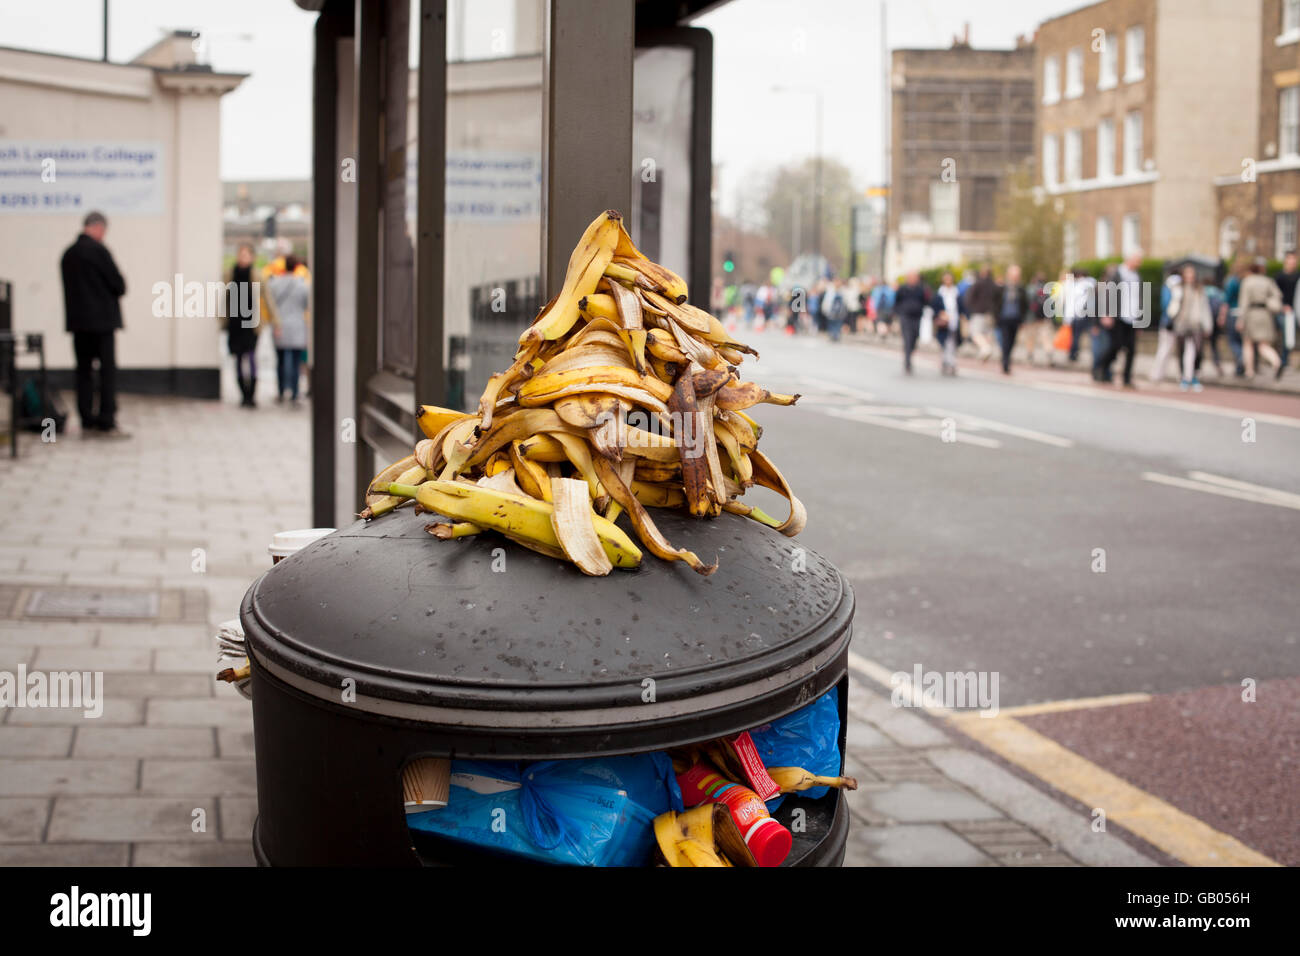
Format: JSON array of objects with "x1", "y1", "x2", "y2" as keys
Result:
[{"x1": 735, "y1": 328, "x2": 1300, "y2": 864}]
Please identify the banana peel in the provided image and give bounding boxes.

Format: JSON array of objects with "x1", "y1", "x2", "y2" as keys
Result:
[
  {"x1": 360, "y1": 209, "x2": 804, "y2": 577},
  {"x1": 653, "y1": 804, "x2": 757, "y2": 867}
]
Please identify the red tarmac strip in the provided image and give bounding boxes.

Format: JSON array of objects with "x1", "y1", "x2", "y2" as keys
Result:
[{"x1": 1020, "y1": 677, "x2": 1300, "y2": 865}]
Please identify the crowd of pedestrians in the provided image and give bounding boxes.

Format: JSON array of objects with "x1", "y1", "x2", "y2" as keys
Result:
[{"x1": 718, "y1": 250, "x2": 1297, "y2": 389}]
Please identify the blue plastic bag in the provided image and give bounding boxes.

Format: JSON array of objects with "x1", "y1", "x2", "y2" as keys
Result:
[
  {"x1": 748, "y1": 687, "x2": 842, "y2": 810},
  {"x1": 407, "y1": 753, "x2": 683, "y2": 866}
]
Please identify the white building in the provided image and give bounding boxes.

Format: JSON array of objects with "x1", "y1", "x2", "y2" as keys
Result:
[{"x1": 0, "y1": 33, "x2": 245, "y2": 397}]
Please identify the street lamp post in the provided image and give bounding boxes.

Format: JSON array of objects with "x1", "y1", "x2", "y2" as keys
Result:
[{"x1": 772, "y1": 85, "x2": 824, "y2": 267}]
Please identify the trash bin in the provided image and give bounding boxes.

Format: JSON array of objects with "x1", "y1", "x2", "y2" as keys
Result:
[{"x1": 241, "y1": 506, "x2": 855, "y2": 866}]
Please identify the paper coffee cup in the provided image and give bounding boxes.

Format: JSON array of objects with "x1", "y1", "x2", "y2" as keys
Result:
[{"x1": 402, "y1": 757, "x2": 451, "y2": 813}]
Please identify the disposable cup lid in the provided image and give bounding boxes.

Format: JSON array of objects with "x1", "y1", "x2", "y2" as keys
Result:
[{"x1": 268, "y1": 528, "x2": 335, "y2": 558}]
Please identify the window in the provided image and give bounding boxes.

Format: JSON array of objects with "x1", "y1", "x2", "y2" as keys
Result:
[
  {"x1": 1276, "y1": 211, "x2": 1297, "y2": 257},
  {"x1": 1122, "y1": 214, "x2": 1141, "y2": 255},
  {"x1": 1124, "y1": 110, "x2": 1143, "y2": 174},
  {"x1": 1095, "y1": 216, "x2": 1113, "y2": 258},
  {"x1": 1063, "y1": 221, "x2": 1079, "y2": 266},
  {"x1": 1098, "y1": 32, "x2": 1118, "y2": 89},
  {"x1": 1284, "y1": 0, "x2": 1300, "y2": 38},
  {"x1": 1042, "y1": 133, "x2": 1059, "y2": 187},
  {"x1": 1065, "y1": 47, "x2": 1084, "y2": 98},
  {"x1": 1281, "y1": 87, "x2": 1300, "y2": 157},
  {"x1": 1097, "y1": 118, "x2": 1115, "y2": 179},
  {"x1": 1064, "y1": 128, "x2": 1083, "y2": 183},
  {"x1": 930, "y1": 181, "x2": 960, "y2": 234},
  {"x1": 1043, "y1": 54, "x2": 1060, "y2": 104},
  {"x1": 1124, "y1": 26, "x2": 1145, "y2": 81}
]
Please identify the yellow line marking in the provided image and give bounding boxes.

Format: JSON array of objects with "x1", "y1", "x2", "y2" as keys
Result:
[
  {"x1": 949, "y1": 712, "x2": 1281, "y2": 867},
  {"x1": 1142, "y1": 471, "x2": 1300, "y2": 511},
  {"x1": 846, "y1": 651, "x2": 1281, "y2": 866},
  {"x1": 997, "y1": 692, "x2": 1151, "y2": 717}
]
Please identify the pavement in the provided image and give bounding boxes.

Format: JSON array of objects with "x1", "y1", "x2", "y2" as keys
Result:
[
  {"x1": 0, "y1": 322, "x2": 1293, "y2": 866},
  {"x1": 0, "y1": 381, "x2": 308, "y2": 866}
]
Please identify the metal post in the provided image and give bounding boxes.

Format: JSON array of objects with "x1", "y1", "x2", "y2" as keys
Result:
[
  {"x1": 880, "y1": 0, "x2": 889, "y2": 280},
  {"x1": 813, "y1": 91, "x2": 823, "y2": 265},
  {"x1": 849, "y1": 204, "x2": 858, "y2": 277},
  {"x1": 310, "y1": 8, "x2": 342, "y2": 529},
  {"x1": 353, "y1": 0, "x2": 383, "y2": 509},
  {"x1": 102, "y1": 0, "x2": 109, "y2": 62},
  {"x1": 541, "y1": 0, "x2": 634, "y2": 296},
  {"x1": 415, "y1": 0, "x2": 447, "y2": 429}
]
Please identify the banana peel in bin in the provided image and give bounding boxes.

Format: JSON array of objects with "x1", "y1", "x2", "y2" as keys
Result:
[
  {"x1": 361, "y1": 209, "x2": 805, "y2": 576},
  {"x1": 654, "y1": 804, "x2": 757, "y2": 868}
]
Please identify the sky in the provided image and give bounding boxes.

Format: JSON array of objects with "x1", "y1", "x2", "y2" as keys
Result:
[{"x1": 0, "y1": 0, "x2": 1085, "y2": 204}]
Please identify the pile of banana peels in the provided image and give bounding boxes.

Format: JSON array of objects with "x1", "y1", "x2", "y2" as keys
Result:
[{"x1": 366, "y1": 209, "x2": 804, "y2": 576}]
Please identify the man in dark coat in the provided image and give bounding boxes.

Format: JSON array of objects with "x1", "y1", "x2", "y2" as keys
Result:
[
  {"x1": 990, "y1": 264, "x2": 1030, "y2": 374},
  {"x1": 61, "y1": 211, "x2": 128, "y2": 437},
  {"x1": 893, "y1": 271, "x2": 930, "y2": 375}
]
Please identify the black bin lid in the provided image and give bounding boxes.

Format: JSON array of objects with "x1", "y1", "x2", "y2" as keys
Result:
[{"x1": 241, "y1": 508, "x2": 853, "y2": 756}]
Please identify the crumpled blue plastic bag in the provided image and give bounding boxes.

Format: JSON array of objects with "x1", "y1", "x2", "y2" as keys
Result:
[
  {"x1": 407, "y1": 752, "x2": 683, "y2": 866},
  {"x1": 748, "y1": 687, "x2": 842, "y2": 810}
]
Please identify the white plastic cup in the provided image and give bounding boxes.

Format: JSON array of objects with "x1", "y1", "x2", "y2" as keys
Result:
[{"x1": 267, "y1": 528, "x2": 336, "y2": 564}]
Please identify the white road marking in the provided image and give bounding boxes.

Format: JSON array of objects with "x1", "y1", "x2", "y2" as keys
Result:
[
  {"x1": 925, "y1": 406, "x2": 1075, "y2": 448},
  {"x1": 823, "y1": 405, "x2": 1002, "y2": 448},
  {"x1": 1142, "y1": 471, "x2": 1300, "y2": 511},
  {"x1": 797, "y1": 378, "x2": 878, "y2": 402},
  {"x1": 1187, "y1": 471, "x2": 1300, "y2": 507}
]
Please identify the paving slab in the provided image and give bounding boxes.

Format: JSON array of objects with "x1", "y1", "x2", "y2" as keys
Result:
[
  {"x1": 132, "y1": 841, "x2": 255, "y2": 867},
  {"x1": 141, "y1": 759, "x2": 257, "y2": 796},
  {"x1": 0, "y1": 759, "x2": 139, "y2": 796},
  {"x1": 857, "y1": 780, "x2": 1005, "y2": 824},
  {"x1": 0, "y1": 797, "x2": 50, "y2": 842},
  {"x1": 850, "y1": 823, "x2": 992, "y2": 867},
  {"x1": 48, "y1": 796, "x2": 218, "y2": 843},
  {"x1": 0, "y1": 842, "x2": 129, "y2": 865}
]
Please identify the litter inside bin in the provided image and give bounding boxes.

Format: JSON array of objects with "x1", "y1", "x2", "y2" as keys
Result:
[
  {"x1": 407, "y1": 752, "x2": 682, "y2": 867},
  {"x1": 405, "y1": 690, "x2": 855, "y2": 867}
]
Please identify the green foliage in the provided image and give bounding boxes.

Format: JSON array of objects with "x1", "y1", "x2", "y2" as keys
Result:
[
  {"x1": 918, "y1": 263, "x2": 969, "y2": 289},
  {"x1": 995, "y1": 163, "x2": 1071, "y2": 279},
  {"x1": 1069, "y1": 256, "x2": 1163, "y2": 289},
  {"x1": 761, "y1": 157, "x2": 857, "y2": 276}
]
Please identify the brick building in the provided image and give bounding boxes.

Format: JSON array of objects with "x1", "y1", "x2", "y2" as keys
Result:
[
  {"x1": 1036, "y1": 0, "x2": 1259, "y2": 264},
  {"x1": 1216, "y1": 0, "x2": 1300, "y2": 261},
  {"x1": 886, "y1": 34, "x2": 1035, "y2": 276}
]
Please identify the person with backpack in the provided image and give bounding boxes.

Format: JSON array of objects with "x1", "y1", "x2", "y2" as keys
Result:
[
  {"x1": 871, "y1": 280, "x2": 895, "y2": 339},
  {"x1": 824, "y1": 279, "x2": 850, "y2": 342}
]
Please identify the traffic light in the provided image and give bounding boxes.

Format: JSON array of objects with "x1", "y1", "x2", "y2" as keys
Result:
[{"x1": 723, "y1": 250, "x2": 735, "y2": 273}]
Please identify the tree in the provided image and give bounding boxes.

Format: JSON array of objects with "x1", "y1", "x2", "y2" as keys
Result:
[
  {"x1": 760, "y1": 157, "x2": 857, "y2": 276},
  {"x1": 996, "y1": 162, "x2": 1072, "y2": 279}
]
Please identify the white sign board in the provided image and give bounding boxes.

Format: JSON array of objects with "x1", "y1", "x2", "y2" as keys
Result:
[
  {"x1": 445, "y1": 151, "x2": 540, "y2": 222},
  {"x1": 0, "y1": 140, "x2": 165, "y2": 216}
]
